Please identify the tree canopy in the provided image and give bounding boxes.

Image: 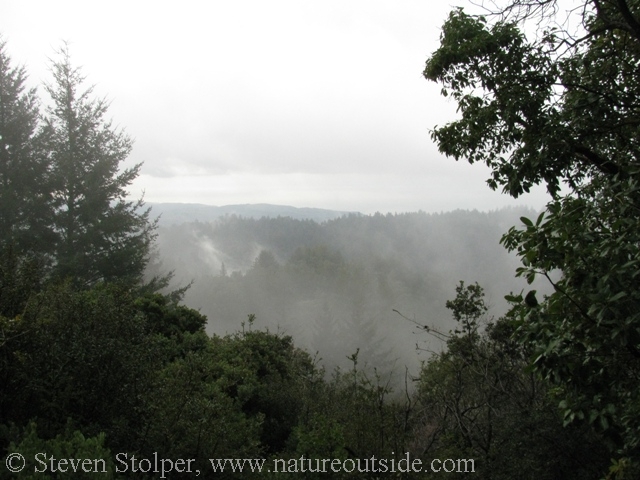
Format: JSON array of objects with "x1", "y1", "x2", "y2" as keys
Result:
[
  {"x1": 42, "y1": 46, "x2": 155, "y2": 286},
  {"x1": 425, "y1": 0, "x2": 640, "y2": 469},
  {"x1": 0, "y1": 38, "x2": 55, "y2": 260},
  {"x1": 2, "y1": 16, "x2": 636, "y2": 478},
  {"x1": 0, "y1": 41, "x2": 155, "y2": 292}
]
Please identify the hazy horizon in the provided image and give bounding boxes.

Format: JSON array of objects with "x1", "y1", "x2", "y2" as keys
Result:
[
  {"x1": 147, "y1": 199, "x2": 544, "y2": 214},
  {"x1": 1, "y1": 0, "x2": 553, "y2": 215}
]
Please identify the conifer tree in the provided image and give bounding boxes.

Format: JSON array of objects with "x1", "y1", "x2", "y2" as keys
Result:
[
  {"x1": 41, "y1": 45, "x2": 155, "y2": 286},
  {"x1": 0, "y1": 38, "x2": 54, "y2": 258},
  {"x1": 0, "y1": 38, "x2": 54, "y2": 316}
]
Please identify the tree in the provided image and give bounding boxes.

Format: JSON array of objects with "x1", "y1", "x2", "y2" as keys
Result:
[
  {"x1": 210, "y1": 328, "x2": 316, "y2": 454},
  {"x1": 41, "y1": 45, "x2": 155, "y2": 286},
  {"x1": 415, "y1": 282, "x2": 609, "y2": 479},
  {"x1": 139, "y1": 343, "x2": 263, "y2": 474},
  {"x1": 6, "y1": 421, "x2": 119, "y2": 480},
  {"x1": 0, "y1": 39, "x2": 55, "y2": 313},
  {"x1": 425, "y1": 0, "x2": 640, "y2": 468},
  {"x1": 0, "y1": 280, "x2": 210, "y2": 456},
  {"x1": 0, "y1": 38, "x2": 54, "y2": 258},
  {"x1": 1, "y1": 283, "x2": 158, "y2": 447}
]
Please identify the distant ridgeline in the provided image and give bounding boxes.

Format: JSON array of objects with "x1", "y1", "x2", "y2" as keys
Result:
[
  {"x1": 148, "y1": 204, "x2": 542, "y2": 375},
  {"x1": 148, "y1": 202, "x2": 358, "y2": 225}
]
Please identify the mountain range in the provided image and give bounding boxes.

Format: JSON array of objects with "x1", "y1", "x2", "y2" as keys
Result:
[{"x1": 148, "y1": 202, "x2": 357, "y2": 225}]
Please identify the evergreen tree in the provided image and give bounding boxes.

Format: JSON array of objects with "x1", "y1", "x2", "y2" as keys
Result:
[
  {"x1": 41, "y1": 45, "x2": 155, "y2": 286},
  {"x1": 0, "y1": 38, "x2": 54, "y2": 258},
  {"x1": 0, "y1": 38, "x2": 54, "y2": 318}
]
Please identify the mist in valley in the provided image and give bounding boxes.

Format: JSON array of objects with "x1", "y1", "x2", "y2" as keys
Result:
[{"x1": 150, "y1": 205, "x2": 546, "y2": 381}]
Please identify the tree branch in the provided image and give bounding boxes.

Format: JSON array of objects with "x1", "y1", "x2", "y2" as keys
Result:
[
  {"x1": 616, "y1": 0, "x2": 640, "y2": 41},
  {"x1": 573, "y1": 145, "x2": 620, "y2": 175}
]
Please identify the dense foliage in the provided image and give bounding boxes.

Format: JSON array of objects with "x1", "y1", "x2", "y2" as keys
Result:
[
  {"x1": 155, "y1": 209, "x2": 535, "y2": 374},
  {"x1": 2, "y1": 5, "x2": 634, "y2": 475},
  {"x1": 0, "y1": 40, "x2": 154, "y2": 289},
  {"x1": 425, "y1": 0, "x2": 640, "y2": 473},
  {"x1": 415, "y1": 282, "x2": 609, "y2": 479}
]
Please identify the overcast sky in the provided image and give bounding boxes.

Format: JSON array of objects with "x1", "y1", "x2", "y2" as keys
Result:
[{"x1": 1, "y1": 0, "x2": 551, "y2": 214}]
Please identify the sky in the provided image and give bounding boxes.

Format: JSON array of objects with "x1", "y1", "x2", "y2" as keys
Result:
[{"x1": 1, "y1": 0, "x2": 552, "y2": 214}]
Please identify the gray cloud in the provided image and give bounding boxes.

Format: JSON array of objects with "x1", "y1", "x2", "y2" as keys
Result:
[{"x1": 0, "y1": 0, "x2": 551, "y2": 213}]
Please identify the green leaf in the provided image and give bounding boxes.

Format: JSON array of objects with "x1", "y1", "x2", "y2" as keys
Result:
[
  {"x1": 520, "y1": 216, "x2": 534, "y2": 227},
  {"x1": 609, "y1": 291, "x2": 627, "y2": 302}
]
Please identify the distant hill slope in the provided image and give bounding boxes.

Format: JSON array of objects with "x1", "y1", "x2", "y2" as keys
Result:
[
  {"x1": 150, "y1": 206, "x2": 548, "y2": 377},
  {"x1": 147, "y1": 202, "x2": 359, "y2": 225}
]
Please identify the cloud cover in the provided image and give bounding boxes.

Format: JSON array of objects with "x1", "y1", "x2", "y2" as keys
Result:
[{"x1": 1, "y1": 0, "x2": 551, "y2": 213}]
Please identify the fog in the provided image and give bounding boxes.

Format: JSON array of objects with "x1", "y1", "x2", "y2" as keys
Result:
[{"x1": 150, "y1": 205, "x2": 549, "y2": 383}]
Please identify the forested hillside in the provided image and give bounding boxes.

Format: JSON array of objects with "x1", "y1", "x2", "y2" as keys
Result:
[
  {"x1": 149, "y1": 202, "x2": 355, "y2": 225},
  {"x1": 3, "y1": 0, "x2": 640, "y2": 475},
  {"x1": 154, "y1": 208, "x2": 541, "y2": 374}
]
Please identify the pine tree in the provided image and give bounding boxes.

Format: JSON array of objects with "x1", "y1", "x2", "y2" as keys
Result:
[{"x1": 41, "y1": 45, "x2": 155, "y2": 286}]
